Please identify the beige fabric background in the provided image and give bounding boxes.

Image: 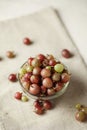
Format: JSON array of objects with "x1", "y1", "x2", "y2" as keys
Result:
[{"x1": 0, "y1": 8, "x2": 87, "y2": 130}]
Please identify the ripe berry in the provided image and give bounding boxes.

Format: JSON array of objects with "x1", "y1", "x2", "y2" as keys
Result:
[
  {"x1": 28, "y1": 57, "x2": 34, "y2": 65},
  {"x1": 8, "y1": 74, "x2": 17, "y2": 82},
  {"x1": 41, "y1": 68, "x2": 51, "y2": 78},
  {"x1": 23, "y1": 37, "x2": 31, "y2": 45},
  {"x1": 6, "y1": 51, "x2": 15, "y2": 58},
  {"x1": 14, "y1": 92, "x2": 22, "y2": 100},
  {"x1": 34, "y1": 107, "x2": 44, "y2": 115},
  {"x1": 34, "y1": 100, "x2": 44, "y2": 115},
  {"x1": 47, "y1": 88, "x2": 55, "y2": 95},
  {"x1": 21, "y1": 95, "x2": 28, "y2": 102},
  {"x1": 43, "y1": 100, "x2": 52, "y2": 110},
  {"x1": 62, "y1": 49, "x2": 71, "y2": 58},
  {"x1": 43, "y1": 78, "x2": 53, "y2": 88},
  {"x1": 33, "y1": 67, "x2": 41, "y2": 75},
  {"x1": 49, "y1": 59, "x2": 56, "y2": 66},
  {"x1": 37, "y1": 54, "x2": 45, "y2": 62},
  {"x1": 61, "y1": 73, "x2": 70, "y2": 83},
  {"x1": 75, "y1": 111, "x2": 86, "y2": 122},
  {"x1": 29, "y1": 84, "x2": 40, "y2": 95}
]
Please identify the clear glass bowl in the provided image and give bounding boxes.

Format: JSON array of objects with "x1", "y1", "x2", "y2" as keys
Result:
[{"x1": 18, "y1": 62, "x2": 70, "y2": 100}]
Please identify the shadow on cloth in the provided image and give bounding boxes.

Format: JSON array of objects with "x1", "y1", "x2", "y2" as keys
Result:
[{"x1": 53, "y1": 75, "x2": 86, "y2": 107}]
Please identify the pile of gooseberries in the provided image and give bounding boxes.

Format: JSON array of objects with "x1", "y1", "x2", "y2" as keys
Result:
[
  {"x1": 33, "y1": 99, "x2": 52, "y2": 115},
  {"x1": 19, "y1": 54, "x2": 70, "y2": 97},
  {"x1": 75, "y1": 104, "x2": 87, "y2": 122},
  {"x1": 14, "y1": 92, "x2": 28, "y2": 102}
]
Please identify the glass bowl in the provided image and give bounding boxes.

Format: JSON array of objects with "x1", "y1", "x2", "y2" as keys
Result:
[{"x1": 18, "y1": 62, "x2": 70, "y2": 100}]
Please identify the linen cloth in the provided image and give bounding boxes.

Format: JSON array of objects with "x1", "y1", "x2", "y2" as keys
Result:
[{"x1": 0, "y1": 8, "x2": 87, "y2": 130}]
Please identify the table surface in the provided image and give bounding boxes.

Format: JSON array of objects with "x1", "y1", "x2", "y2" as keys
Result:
[{"x1": 0, "y1": 0, "x2": 87, "y2": 64}]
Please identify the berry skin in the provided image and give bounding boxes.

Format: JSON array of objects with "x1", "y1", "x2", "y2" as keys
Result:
[
  {"x1": 54, "y1": 64, "x2": 64, "y2": 73},
  {"x1": 43, "y1": 100, "x2": 52, "y2": 110},
  {"x1": 28, "y1": 57, "x2": 34, "y2": 65},
  {"x1": 8, "y1": 74, "x2": 17, "y2": 82},
  {"x1": 6, "y1": 51, "x2": 15, "y2": 58},
  {"x1": 61, "y1": 73, "x2": 70, "y2": 83},
  {"x1": 41, "y1": 68, "x2": 51, "y2": 78},
  {"x1": 37, "y1": 54, "x2": 45, "y2": 62},
  {"x1": 21, "y1": 95, "x2": 28, "y2": 102},
  {"x1": 34, "y1": 107, "x2": 44, "y2": 115},
  {"x1": 33, "y1": 67, "x2": 41, "y2": 75},
  {"x1": 23, "y1": 37, "x2": 31, "y2": 45},
  {"x1": 43, "y1": 78, "x2": 53, "y2": 88},
  {"x1": 34, "y1": 100, "x2": 44, "y2": 115},
  {"x1": 55, "y1": 82, "x2": 64, "y2": 92},
  {"x1": 75, "y1": 104, "x2": 82, "y2": 111},
  {"x1": 47, "y1": 88, "x2": 55, "y2": 95},
  {"x1": 52, "y1": 72, "x2": 60, "y2": 82},
  {"x1": 62, "y1": 49, "x2": 71, "y2": 58},
  {"x1": 82, "y1": 107, "x2": 87, "y2": 115},
  {"x1": 29, "y1": 84, "x2": 40, "y2": 95},
  {"x1": 14, "y1": 92, "x2": 22, "y2": 100},
  {"x1": 75, "y1": 111, "x2": 86, "y2": 122},
  {"x1": 49, "y1": 59, "x2": 56, "y2": 66}
]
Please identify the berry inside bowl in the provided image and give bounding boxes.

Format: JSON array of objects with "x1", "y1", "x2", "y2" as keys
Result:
[{"x1": 18, "y1": 54, "x2": 70, "y2": 100}]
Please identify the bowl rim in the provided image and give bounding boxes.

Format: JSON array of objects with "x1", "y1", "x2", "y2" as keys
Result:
[{"x1": 18, "y1": 61, "x2": 70, "y2": 100}]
